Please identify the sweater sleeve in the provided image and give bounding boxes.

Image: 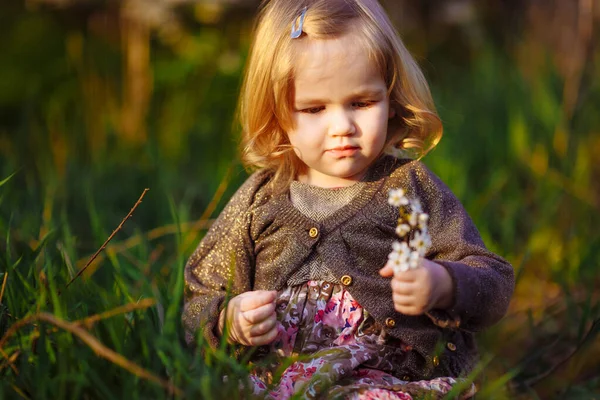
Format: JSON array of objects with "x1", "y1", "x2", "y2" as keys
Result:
[
  {"x1": 409, "y1": 162, "x2": 514, "y2": 332},
  {"x1": 182, "y1": 171, "x2": 268, "y2": 349}
]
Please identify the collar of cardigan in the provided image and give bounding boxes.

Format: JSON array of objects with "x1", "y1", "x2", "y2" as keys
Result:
[{"x1": 271, "y1": 155, "x2": 410, "y2": 249}]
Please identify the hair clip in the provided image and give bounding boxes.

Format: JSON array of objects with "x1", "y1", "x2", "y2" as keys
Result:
[{"x1": 291, "y1": 7, "x2": 307, "y2": 39}]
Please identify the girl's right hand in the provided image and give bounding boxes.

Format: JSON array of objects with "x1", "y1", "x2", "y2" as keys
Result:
[{"x1": 218, "y1": 290, "x2": 279, "y2": 346}]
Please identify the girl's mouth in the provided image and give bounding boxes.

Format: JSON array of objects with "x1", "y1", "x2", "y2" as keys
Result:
[{"x1": 327, "y1": 146, "x2": 360, "y2": 157}]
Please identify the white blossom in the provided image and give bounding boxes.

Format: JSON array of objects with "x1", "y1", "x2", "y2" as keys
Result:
[
  {"x1": 419, "y1": 224, "x2": 430, "y2": 242},
  {"x1": 389, "y1": 257, "x2": 410, "y2": 274},
  {"x1": 411, "y1": 199, "x2": 423, "y2": 214},
  {"x1": 390, "y1": 241, "x2": 410, "y2": 260},
  {"x1": 407, "y1": 210, "x2": 418, "y2": 227},
  {"x1": 388, "y1": 188, "x2": 408, "y2": 207},
  {"x1": 388, "y1": 250, "x2": 406, "y2": 263},
  {"x1": 408, "y1": 251, "x2": 420, "y2": 269},
  {"x1": 387, "y1": 189, "x2": 431, "y2": 272},
  {"x1": 418, "y1": 213, "x2": 429, "y2": 229},
  {"x1": 392, "y1": 240, "x2": 404, "y2": 251},
  {"x1": 395, "y1": 223, "x2": 411, "y2": 238},
  {"x1": 410, "y1": 231, "x2": 431, "y2": 256}
]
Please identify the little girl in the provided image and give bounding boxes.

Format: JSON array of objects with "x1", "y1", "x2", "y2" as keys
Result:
[{"x1": 183, "y1": 0, "x2": 514, "y2": 398}]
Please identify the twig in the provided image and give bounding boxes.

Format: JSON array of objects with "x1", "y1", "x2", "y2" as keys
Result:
[
  {"x1": 65, "y1": 188, "x2": 149, "y2": 289},
  {"x1": 73, "y1": 298, "x2": 156, "y2": 329},
  {"x1": 0, "y1": 312, "x2": 182, "y2": 396},
  {"x1": 102, "y1": 163, "x2": 233, "y2": 262},
  {"x1": 71, "y1": 165, "x2": 231, "y2": 273},
  {"x1": 74, "y1": 219, "x2": 215, "y2": 271}
]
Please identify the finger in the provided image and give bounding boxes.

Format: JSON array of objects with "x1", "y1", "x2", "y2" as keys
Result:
[
  {"x1": 379, "y1": 264, "x2": 394, "y2": 277},
  {"x1": 248, "y1": 325, "x2": 279, "y2": 346},
  {"x1": 249, "y1": 314, "x2": 277, "y2": 337},
  {"x1": 391, "y1": 279, "x2": 415, "y2": 295},
  {"x1": 393, "y1": 276, "x2": 431, "y2": 300},
  {"x1": 239, "y1": 290, "x2": 277, "y2": 312},
  {"x1": 392, "y1": 293, "x2": 414, "y2": 308},
  {"x1": 394, "y1": 303, "x2": 426, "y2": 316},
  {"x1": 242, "y1": 301, "x2": 276, "y2": 324},
  {"x1": 392, "y1": 269, "x2": 418, "y2": 282},
  {"x1": 392, "y1": 294, "x2": 428, "y2": 314}
]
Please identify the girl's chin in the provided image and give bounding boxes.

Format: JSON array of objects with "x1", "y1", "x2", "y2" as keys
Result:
[{"x1": 299, "y1": 170, "x2": 367, "y2": 188}]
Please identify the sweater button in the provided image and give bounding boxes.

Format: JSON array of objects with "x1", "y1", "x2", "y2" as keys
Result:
[
  {"x1": 402, "y1": 375, "x2": 411, "y2": 381},
  {"x1": 340, "y1": 275, "x2": 353, "y2": 286},
  {"x1": 385, "y1": 317, "x2": 396, "y2": 328},
  {"x1": 432, "y1": 355, "x2": 440, "y2": 367},
  {"x1": 447, "y1": 342, "x2": 456, "y2": 351},
  {"x1": 308, "y1": 227, "x2": 319, "y2": 238}
]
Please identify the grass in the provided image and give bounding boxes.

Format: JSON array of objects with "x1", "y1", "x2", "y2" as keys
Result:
[
  {"x1": 0, "y1": 175, "x2": 254, "y2": 399},
  {"x1": 1, "y1": 2, "x2": 599, "y2": 398}
]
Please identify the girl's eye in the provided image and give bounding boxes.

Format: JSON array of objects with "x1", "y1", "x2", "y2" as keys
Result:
[
  {"x1": 353, "y1": 101, "x2": 374, "y2": 108},
  {"x1": 299, "y1": 106, "x2": 325, "y2": 114}
]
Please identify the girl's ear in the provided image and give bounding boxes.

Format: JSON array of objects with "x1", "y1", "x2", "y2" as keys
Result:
[{"x1": 388, "y1": 107, "x2": 396, "y2": 119}]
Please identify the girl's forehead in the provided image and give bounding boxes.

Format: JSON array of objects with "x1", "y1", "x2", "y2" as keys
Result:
[
  {"x1": 292, "y1": 33, "x2": 386, "y2": 100},
  {"x1": 293, "y1": 32, "x2": 378, "y2": 80}
]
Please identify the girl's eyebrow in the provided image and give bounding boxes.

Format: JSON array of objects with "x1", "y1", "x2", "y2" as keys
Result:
[
  {"x1": 295, "y1": 87, "x2": 387, "y2": 105},
  {"x1": 294, "y1": 97, "x2": 329, "y2": 105},
  {"x1": 350, "y1": 87, "x2": 387, "y2": 97}
]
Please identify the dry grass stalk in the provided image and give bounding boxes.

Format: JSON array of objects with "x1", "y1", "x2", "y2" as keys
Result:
[
  {"x1": 0, "y1": 347, "x2": 19, "y2": 375},
  {"x1": 74, "y1": 298, "x2": 156, "y2": 329},
  {"x1": 0, "y1": 272, "x2": 7, "y2": 304},
  {"x1": 0, "y1": 312, "x2": 182, "y2": 397},
  {"x1": 9, "y1": 383, "x2": 29, "y2": 400}
]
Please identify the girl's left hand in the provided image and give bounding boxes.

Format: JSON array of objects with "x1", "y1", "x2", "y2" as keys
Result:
[{"x1": 379, "y1": 258, "x2": 454, "y2": 315}]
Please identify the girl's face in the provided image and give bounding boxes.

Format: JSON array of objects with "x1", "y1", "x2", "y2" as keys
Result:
[{"x1": 288, "y1": 31, "x2": 393, "y2": 188}]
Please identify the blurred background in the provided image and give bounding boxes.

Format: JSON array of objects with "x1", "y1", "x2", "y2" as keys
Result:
[{"x1": 0, "y1": 0, "x2": 599, "y2": 398}]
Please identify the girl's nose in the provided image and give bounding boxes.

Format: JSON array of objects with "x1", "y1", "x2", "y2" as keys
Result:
[{"x1": 329, "y1": 109, "x2": 356, "y2": 137}]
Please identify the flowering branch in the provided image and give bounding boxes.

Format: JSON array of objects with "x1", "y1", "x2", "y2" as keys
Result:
[{"x1": 386, "y1": 188, "x2": 432, "y2": 274}]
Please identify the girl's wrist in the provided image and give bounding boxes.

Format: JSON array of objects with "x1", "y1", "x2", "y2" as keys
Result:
[
  {"x1": 218, "y1": 309, "x2": 239, "y2": 345},
  {"x1": 432, "y1": 262, "x2": 454, "y2": 310}
]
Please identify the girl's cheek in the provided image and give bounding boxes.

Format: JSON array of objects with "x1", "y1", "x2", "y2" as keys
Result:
[
  {"x1": 356, "y1": 108, "x2": 384, "y2": 124},
  {"x1": 297, "y1": 117, "x2": 319, "y2": 133}
]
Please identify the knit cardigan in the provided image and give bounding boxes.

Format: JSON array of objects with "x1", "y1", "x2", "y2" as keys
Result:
[{"x1": 182, "y1": 156, "x2": 514, "y2": 380}]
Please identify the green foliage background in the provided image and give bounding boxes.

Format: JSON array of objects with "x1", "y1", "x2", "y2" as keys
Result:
[{"x1": 0, "y1": 1, "x2": 599, "y2": 398}]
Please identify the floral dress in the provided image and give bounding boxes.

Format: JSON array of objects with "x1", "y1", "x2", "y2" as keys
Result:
[
  {"x1": 245, "y1": 182, "x2": 475, "y2": 399},
  {"x1": 246, "y1": 281, "x2": 475, "y2": 400}
]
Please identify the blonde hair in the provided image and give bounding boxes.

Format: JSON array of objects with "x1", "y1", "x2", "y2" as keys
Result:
[{"x1": 239, "y1": 0, "x2": 442, "y2": 186}]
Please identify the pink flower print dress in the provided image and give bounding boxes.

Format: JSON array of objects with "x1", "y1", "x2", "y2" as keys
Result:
[{"x1": 247, "y1": 281, "x2": 475, "y2": 400}]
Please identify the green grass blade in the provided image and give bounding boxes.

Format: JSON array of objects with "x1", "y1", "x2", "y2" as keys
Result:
[{"x1": 0, "y1": 172, "x2": 16, "y2": 188}]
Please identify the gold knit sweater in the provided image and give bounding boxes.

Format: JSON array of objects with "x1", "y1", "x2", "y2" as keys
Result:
[{"x1": 182, "y1": 156, "x2": 514, "y2": 379}]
